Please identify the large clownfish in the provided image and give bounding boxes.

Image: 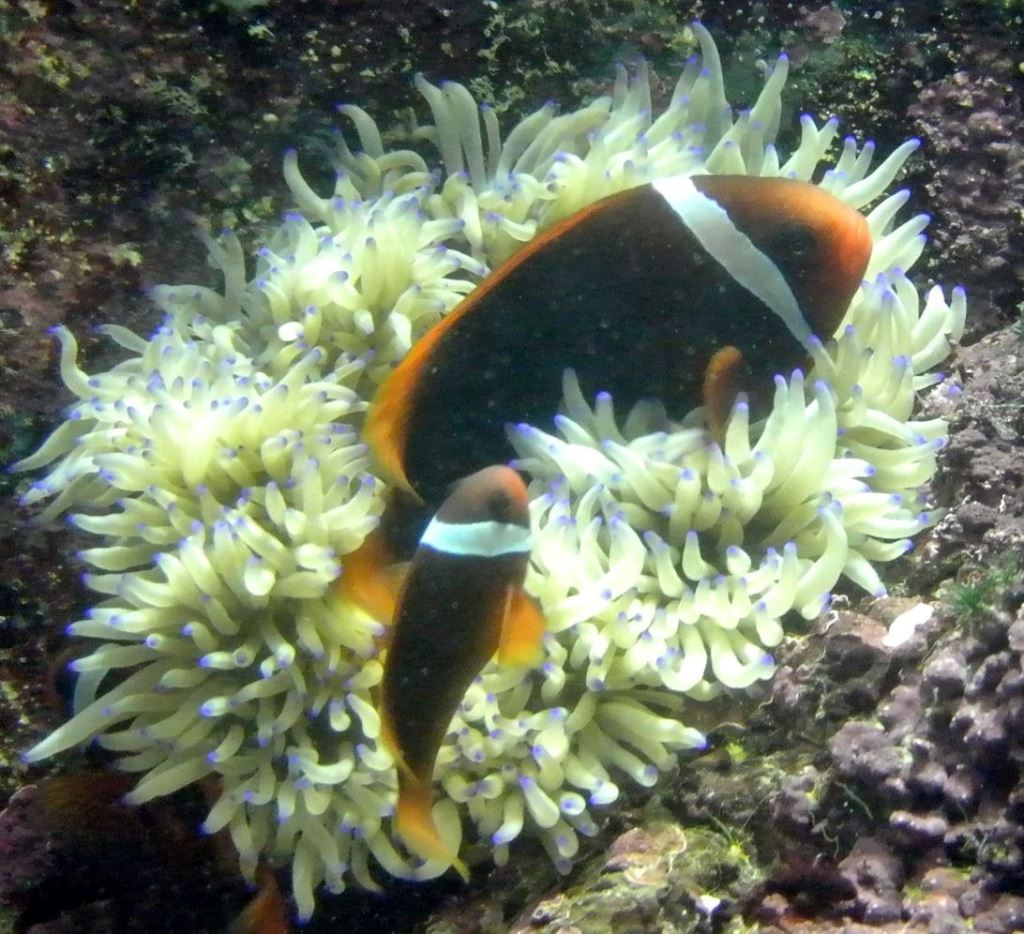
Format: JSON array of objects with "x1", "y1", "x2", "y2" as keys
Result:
[
  {"x1": 365, "y1": 174, "x2": 872, "y2": 505},
  {"x1": 378, "y1": 465, "x2": 545, "y2": 873}
]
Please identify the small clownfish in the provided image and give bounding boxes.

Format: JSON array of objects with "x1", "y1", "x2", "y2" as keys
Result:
[
  {"x1": 379, "y1": 465, "x2": 545, "y2": 874},
  {"x1": 365, "y1": 174, "x2": 872, "y2": 505}
]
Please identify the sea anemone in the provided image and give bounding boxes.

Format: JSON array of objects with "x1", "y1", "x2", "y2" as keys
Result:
[{"x1": 16, "y1": 23, "x2": 964, "y2": 920}]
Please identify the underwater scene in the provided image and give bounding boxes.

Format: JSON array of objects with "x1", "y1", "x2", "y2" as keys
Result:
[{"x1": 1, "y1": 1, "x2": 1023, "y2": 931}]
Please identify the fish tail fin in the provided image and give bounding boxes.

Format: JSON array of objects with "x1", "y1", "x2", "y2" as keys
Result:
[
  {"x1": 498, "y1": 587, "x2": 546, "y2": 668},
  {"x1": 395, "y1": 775, "x2": 468, "y2": 880}
]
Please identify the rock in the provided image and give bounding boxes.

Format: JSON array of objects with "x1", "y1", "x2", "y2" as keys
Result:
[
  {"x1": 889, "y1": 810, "x2": 949, "y2": 846},
  {"x1": 921, "y1": 650, "x2": 969, "y2": 700},
  {"x1": 830, "y1": 721, "x2": 907, "y2": 788}
]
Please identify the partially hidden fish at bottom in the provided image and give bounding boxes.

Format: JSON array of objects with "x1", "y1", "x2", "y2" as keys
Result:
[
  {"x1": 19, "y1": 771, "x2": 291, "y2": 933},
  {"x1": 378, "y1": 465, "x2": 546, "y2": 874},
  {"x1": 365, "y1": 174, "x2": 873, "y2": 504}
]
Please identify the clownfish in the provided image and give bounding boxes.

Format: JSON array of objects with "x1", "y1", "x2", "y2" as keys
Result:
[
  {"x1": 365, "y1": 174, "x2": 872, "y2": 504},
  {"x1": 379, "y1": 465, "x2": 545, "y2": 874}
]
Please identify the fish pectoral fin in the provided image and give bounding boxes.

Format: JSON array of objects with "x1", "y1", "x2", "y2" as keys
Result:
[
  {"x1": 497, "y1": 586, "x2": 546, "y2": 668},
  {"x1": 371, "y1": 562, "x2": 411, "y2": 654},
  {"x1": 394, "y1": 774, "x2": 468, "y2": 880},
  {"x1": 702, "y1": 344, "x2": 745, "y2": 444},
  {"x1": 334, "y1": 527, "x2": 406, "y2": 627}
]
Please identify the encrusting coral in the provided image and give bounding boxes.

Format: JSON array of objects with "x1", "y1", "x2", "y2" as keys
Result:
[{"x1": 15, "y1": 24, "x2": 965, "y2": 921}]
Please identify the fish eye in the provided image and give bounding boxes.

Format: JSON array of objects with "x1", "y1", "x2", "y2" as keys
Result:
[
  {"x1": 772, "y1": 223, "x2": 819, "y2": 263},
  {"x1": 487, "y1": 489, "x2": 512, "y2": 521}
]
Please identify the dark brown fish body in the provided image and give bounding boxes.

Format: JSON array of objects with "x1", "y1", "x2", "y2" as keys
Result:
[{"x1": 383, "y1": 548, "x2": 527, "y2": 781}]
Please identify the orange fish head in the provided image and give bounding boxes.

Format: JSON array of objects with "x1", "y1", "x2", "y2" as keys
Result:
[
  {"x1": 437, "y1": 464, "x2": 530, "y2": 528},
  {"x1": 693, "y1": 174, "x2": 873, "y2": 336}
]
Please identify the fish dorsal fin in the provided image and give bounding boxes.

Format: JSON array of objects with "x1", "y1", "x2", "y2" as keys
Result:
[{"x1": 498, "y1": 586, "x2": 545, "y2": 667}]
